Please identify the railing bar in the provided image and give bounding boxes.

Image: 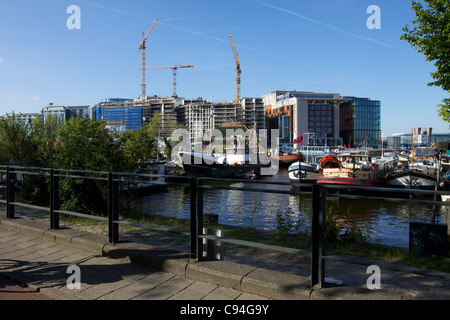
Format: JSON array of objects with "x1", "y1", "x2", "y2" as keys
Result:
[
  {"x1": 116, "y1": 172, "x2": 191, "y2": 180},
  {"x1": 54, "y1": 210, "x2": 108, "y2": 222},
  {"x1": 324, "y1": 253, "x2": 450, "y2": 280},
  {"x1": 119, "y1": 179, "x2": 175, "y2": 186},
  {"x1": 10, "y1": 202, "x2": 50, "y2": 212},
  {"x1": 118, "y1": 178, "x2": 188, "y2": 186},
  {"x1": 199, "y1": 234, "x2": 310, "y2": 255},
  {"x1": 6, "y1": 171, "x2": 50, "y2": 177},
  {"x1": 55, "y1": 174, "x2": 108, "y2": 182},
  {"x1": 199, "y1": 184, "x2": 308, "y2": 196},
  {"x1": 324, "y1": 184, "x2": 450, "y2": 196},
  {"x1": 113, "y1": 220, "x2": 189, "y2": 235},
  {"x1": 325, "y1": 193, "x2": 450, "y2": 206},
  {"x1": 199, "y1": 176, "x2": 301, "y2": 186}
]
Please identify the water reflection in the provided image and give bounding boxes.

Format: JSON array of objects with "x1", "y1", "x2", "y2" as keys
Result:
[{"x1": 132, "y1": 169, "x2": 446, "y2": 248}]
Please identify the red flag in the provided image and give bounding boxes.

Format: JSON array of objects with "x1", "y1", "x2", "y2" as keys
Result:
[{"x1": 293, "y1": 135, "x2": 303, "y2": 144}]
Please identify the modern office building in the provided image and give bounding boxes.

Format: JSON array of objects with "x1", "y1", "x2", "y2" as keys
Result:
[
  {"x1": 386, "y1": 128, "x2": 450, "y2": 149},
  {"x1": 66, "y1": 105, "x2": 93, "y2": 120},
  {"x1": 339, "y1": 96, "x2": 381, "y2": 148},
  {"x1": 263, "y1": 91, "x2": 345, "y2": 146},
  {"x1": 41, "y1": 104, "x2": 67, "y2": 123},
  {"x1": 16, "y1": 113, "x2": 42, "y2": 125},
  {"x1": 94, "y1": 99, "x2": 136, "y2": 132}
]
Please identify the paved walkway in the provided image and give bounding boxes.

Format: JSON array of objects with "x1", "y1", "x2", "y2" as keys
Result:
[
  {"x1": 0, "y1": 213, "x2": 449, "y2": 301},
  {"x1": 0, "y1": 225, "x2": 266, "y2": 300}
]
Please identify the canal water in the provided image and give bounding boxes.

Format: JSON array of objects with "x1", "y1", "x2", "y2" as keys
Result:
[{"x1": 133, "y1": 169, "x2": 448, "y2": 248}]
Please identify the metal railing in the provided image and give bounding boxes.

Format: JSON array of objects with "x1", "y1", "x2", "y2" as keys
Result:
[{"x1": 0, "y1": 165, "x2": 449, "y2": 289}]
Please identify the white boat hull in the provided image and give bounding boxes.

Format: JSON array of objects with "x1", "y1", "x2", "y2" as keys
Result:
[{"x1": 385, "y1": 172, "x2": 437, "y2": 189}]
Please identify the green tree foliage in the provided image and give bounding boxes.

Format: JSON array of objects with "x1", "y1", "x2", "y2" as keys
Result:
[
  {"x1": 401, "y1": 0, "x2": 450, "y2": 121},
  {"x1": 0, "y1": 113, "x2": 37, "y2": 166},
  {"x1": 53, "y1": 117, "x2": 121, "y2": 171},
  {"x1": 0, "y1": 113, "x2": 164, "y2": 214},
  {"x1": 52, "y1": 117, "x2": 124, "y2": 215},
  {"x1": 32, "y1": 115, "x2": 61, "y2": 167}
]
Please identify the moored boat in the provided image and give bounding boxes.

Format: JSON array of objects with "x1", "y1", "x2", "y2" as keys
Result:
[
  {"x1": 288, "y1": 161, "x2": 320, "y2": 183},
  {"x1": 273, "y1": 152, "x2": 303, "y2": 167},
  {"x1": 317, "y1": 155, "x2": 398, "y2": 188},
  {"x1": 384, "y1": 170, "x2": 439, "y2": 190},
  {"x1": 178, "y1": 152, "x2": 270, "y2": 179}
]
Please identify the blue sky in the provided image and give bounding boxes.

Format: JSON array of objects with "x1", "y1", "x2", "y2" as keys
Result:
[{"x1": 0, "y1": 0, "x2": 448, "y2": 136}]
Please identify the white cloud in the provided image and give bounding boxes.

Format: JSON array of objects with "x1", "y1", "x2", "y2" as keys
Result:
[{"x1": 0, "y1": 57, "x2": 4, "y2": 64}]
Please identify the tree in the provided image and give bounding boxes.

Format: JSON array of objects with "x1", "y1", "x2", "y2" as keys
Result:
[
  {"x1": 31, "y1": 114, "x2": 61, "y2": 167},
  {"x1": 0, "y1": 113, "x2": 37, "y2": 166},
  {"x1": 53, "y1": 117, "x2": 122, "y2": 216},
  {"x1": 53, "y1": 117, "x2": 121, "y2": 172},
  {"x1": 401, "y1": 0, "x2": 450, "y2": 121},
  {"x1": 118, "y1": 113, "x2": 164, "y2": 172}
]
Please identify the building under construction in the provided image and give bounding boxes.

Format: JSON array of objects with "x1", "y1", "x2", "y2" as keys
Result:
[
  {"x1": 174, "y1": 98, "x2": 265, "y2": 143},
  {"x1": 93, "y1": 96, "x2": 206, "y2": 135}
]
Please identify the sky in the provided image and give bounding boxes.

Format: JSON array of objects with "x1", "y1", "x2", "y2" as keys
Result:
[{"x1": 0, "y1": 0, "x2": 449, "y2": 136}]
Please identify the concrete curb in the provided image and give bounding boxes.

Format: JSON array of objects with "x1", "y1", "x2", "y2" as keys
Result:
[{"x1": 0, "y1": 217, "x2": 404, "y2": 300}]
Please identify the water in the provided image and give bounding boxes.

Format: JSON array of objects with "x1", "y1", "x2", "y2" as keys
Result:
[{"x1": 133, "y1": 169, "x2": 448, "y2": 248}]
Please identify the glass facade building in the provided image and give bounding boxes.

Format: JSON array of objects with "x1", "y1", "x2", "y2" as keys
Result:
[
  {"x1": 308, "y1": 104, "x2": 335, "y2": 134},
  {"x1": 340, "y1": 97, "x2": 381, "y2": 148}
]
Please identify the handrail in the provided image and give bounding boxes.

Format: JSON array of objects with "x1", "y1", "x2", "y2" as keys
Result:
[{"x1": 1, "y1": 165, "x2": 449, "y2": 288}]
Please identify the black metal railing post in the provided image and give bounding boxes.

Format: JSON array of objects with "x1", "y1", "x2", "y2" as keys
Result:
[
  {"x1": 197, "y1": 178, "x2": 204, "y2": 260},
  {"x1": 6, "y1": 166, "x2": 15, "y2": 219},
  {"x1": 50, "y1": 168, "x2": 60, "y2": 229},
  {"x1": 311, "y1": 183, "x2": 326, "y2": 289},
  {"x1": 190, "y1": 177, "x2": 198, "y2": 259},
  {"x1": 108, "y1": 172, "x2": 119, "y2": 244}
]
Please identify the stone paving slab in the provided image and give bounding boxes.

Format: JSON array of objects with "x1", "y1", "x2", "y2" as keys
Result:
[
  {"x1": 1, "y1": 216, "x2": 449, "y2": 301},
  {"x1": 0, "y1": 222, "x2": 270, "y2": 301}
]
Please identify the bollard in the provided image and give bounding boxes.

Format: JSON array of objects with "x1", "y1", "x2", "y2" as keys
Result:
[
  {"x1": 6, "y1": 166, "x2": 15, "y2": 219},
  {"x1": 311, "y1": 184, "x2": 326, "y2": 289},
  {"x1": 190, "y1": 177, "x2": 198, "y2": 259},
  {"x1": 50, "y1": 169, "x2": 60, "y2": 229},
  {"x1": 196, "y1": 178, "x2": 204, "y2": 260},
  {"x1": 202, "y1": 228, "x2": 223, "y2": 260},
  {"x1": 108, "y1": 172, "x2": 119, "y2": 244}
]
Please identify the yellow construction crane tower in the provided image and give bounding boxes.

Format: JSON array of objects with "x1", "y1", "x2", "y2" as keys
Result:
[
  {"x1": 145, "y1": 65, "x2": 194, "y2": 97},
  {"x1": 229, "y1": 35, "x2": 241, "y2": 106},
  {"x1": 139, "y1": 18, "x2": 159, "y2": 101}
]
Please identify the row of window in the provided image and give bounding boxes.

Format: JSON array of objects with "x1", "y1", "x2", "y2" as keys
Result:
[{"x1": 309, "y1": 105, "x2": 334, "y2": 111}]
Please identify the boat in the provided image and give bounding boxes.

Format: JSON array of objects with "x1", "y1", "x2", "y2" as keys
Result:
[
  {"x1": 288, "y1": 161, "x2": 320, "y2": 183},
  {"x1": 288, "y1": 146, "x2": 332, "y2": 183},
  {"x1": 385, "y1": 142, "x2": 450, "y2": 191},
  {"x1": 178, "y1": 151, "x2": 270, "y2": 179},
  {"x1": 319, "y1": 154, "x2": 341, "y2": 169},
  {"x1": 384, "y1": 170, "x2": 438, "y2": 190},
  {"x1": 272, "y1": 151, "x2": 303, "y2": 167},
  {"x1": 317, "y1": 155, "x2": 398, "y2": 188}
]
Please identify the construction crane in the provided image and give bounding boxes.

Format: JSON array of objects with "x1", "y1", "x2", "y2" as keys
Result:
[
  {"x1": 229, "y1": 35, "x2": 241, "y2": 106},
  {"x1": 145, "y1": 65, "x2": 194, "y2": 97},
  {"x1": 139, "y1": 18, "x2": 159, "y2": 101}
]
